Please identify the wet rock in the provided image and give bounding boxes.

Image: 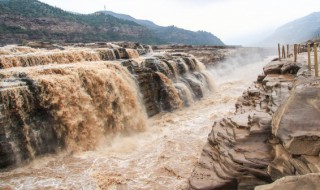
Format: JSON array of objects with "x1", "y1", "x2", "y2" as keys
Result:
[
  {"x1": 263, "y1": 60, "x2": 301, "y2": 76},
  {"x1": 185, "y1": 76, "x2": 204, "y2": 99},
  {"x1": 0, "y1": 79, "x2": 64, "y2": 169},
  {"x1": 0, "y1": 43, "x2": 215, "y2": 169},
  {"x1": 280, "y1": 62, "x2": 301, "y2": 74},
  {"x1": 257, "y1": 74, "x2": 266, "y2": 83},
  {"x1": 156, "y1": 72, "x2": 183, "y2": 111},
  {"x1": 125, "y1": 49, "x2": 140, "y2": 59},
  {"x1": 0, "y1": 62, "x2": 148, "y2": 169},
  {"x1": 0, "y1": 141, "x2": 16, "y2": 168},
  {"x1": 263, "y1": 61, "x2": 284, "y2": 75},
  {"x1": 113, "y1": 42, "x2": 153, "y2": 55},
  {"x1": 247, "y1": 87, "x2": 260, "y2": 97},
  {"x1": 128, "y1": 54, "x2": 210, "y2": 116}
]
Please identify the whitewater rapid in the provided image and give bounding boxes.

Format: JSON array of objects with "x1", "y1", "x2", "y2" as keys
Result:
[{"x1": 0, "y1": 56, "x2": 274, "y2": 190}]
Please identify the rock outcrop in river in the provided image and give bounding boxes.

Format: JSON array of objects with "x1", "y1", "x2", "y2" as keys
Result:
[
  {"x1": 190, "y1": 55, "x2": 320, "y2": 189},
  {"x1": 0, "y1": 42, "x2": 216, "y2": 168}
]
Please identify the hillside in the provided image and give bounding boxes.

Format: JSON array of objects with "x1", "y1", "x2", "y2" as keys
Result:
[
  {"x1": 261, "y1": 12, "x2": 320, "y2": 46},
  {"x1": 0, "y1": 0, "x2": 224, "y2": 46},
  {"x1": 0, "y1": 0, "x2": 162, "y2": 45},
  {"x1": 97, "y1": 10, "x2": 225, "y2": 46}
]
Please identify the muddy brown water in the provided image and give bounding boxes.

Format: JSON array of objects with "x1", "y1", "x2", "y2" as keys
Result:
[{"x1": 0, "y1": 56, "x2": 273, "y2": 190}]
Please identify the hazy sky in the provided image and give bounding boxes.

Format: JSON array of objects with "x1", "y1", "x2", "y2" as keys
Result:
[{"x1": 39, "y1": 0, "x2": 320, "y2": 45}]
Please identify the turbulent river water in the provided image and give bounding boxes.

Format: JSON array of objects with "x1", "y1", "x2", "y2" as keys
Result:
[{"x1": 0, "y1": 55, "x2": 273, "y2": 190}]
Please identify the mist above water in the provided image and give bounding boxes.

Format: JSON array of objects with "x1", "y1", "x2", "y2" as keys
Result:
[
  {"x1": 0, "y1": 45, "x2": 220, "y2": 170},
  {"x1": 0, "y1": 47, "x2": 276, "y2": 189},
  {"x1": 210, "y1": 48, "x2": 275, "y2": 84}
]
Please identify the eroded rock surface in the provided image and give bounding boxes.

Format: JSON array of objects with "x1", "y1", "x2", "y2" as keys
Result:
[
  {"x1": 189, "y1": 58, "x2": 314, "y2": 190},
  {"x1": 255, "y1": 173, "x2": 320, "y2": 190},
  {"x1": 269, "y1": 77, "x2": 320, "y2": 181}
]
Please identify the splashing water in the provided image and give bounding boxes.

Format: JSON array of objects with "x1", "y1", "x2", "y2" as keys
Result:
[
  {"x1": 0, "y1": 51, "x2": 274, "y2": 189},
  {"x1": 174, "y1": 82, "x2": 194, "y2": 106},
  {"x1": 0, "y1": 62, "x2": 147, "y2": 167}
]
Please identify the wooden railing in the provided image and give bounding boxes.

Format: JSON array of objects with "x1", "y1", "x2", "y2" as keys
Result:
[{"x1": 277, "y1": 43, "x2": 319, "y2": 77}]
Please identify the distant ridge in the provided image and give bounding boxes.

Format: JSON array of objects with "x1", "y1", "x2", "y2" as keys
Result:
[
  {"x1": 0, "y1": 0, "x2": 224, "y2": 46},
  {"x1": 0, "y1": 0, "x2": 161, "y2": 45},
  {"x1": 97, "y1": 10, "x2": 225, "y2": 46},
  {"x1": 261, "y1": 12, "x2": 320, "y2": 46}
]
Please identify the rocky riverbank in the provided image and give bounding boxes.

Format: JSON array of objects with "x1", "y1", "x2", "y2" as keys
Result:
[
  {"x1": 189, "y1": 52, "x2": 320, "y2": 189},
  {"x1": 0, "y1": 43, "x2": 273, "y2": 190}
]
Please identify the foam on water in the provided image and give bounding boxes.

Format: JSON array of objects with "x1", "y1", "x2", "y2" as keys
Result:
[{"x1": 0, "y1": 53, "x2": 274, "y2": 189}]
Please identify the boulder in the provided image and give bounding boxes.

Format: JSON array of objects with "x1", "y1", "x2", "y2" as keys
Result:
[
  {"x1": 255, "y1": 173, "x2": 320, "y2": 190},
  {"x1": 272, "y1": 78, "x2": 320, "y2": 156},
  {"x1": 257, "y1": 74, "x2": 266, "y2": 83},
  {"x1": 268, "y1": 77, "x2": 320, "y2": 181},
  {"x1": 281, "y1": 62, "x2": 301, "y2": 74},
  {"x1": 263, "y1": 61, "x2": 284, "y2": 75}
]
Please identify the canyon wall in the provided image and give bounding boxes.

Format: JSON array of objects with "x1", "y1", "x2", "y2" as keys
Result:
[{"x1": 190, "y1": 56, "x2": 320, "y2": 189}]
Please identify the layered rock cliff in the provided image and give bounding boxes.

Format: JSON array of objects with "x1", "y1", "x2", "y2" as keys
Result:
[{"x1": 190, "y1": 53, "x2": 320, "y2": 189}]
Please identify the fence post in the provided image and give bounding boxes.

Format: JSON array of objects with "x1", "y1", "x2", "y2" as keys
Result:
[
  {"x1": 278, "y1": 43, "x2": 281, "y2": 61},
  {"x1": 287, "y1": 44, "x2": 289, "y2": 58},
  {"x1": 307, "y1": 43, "x2": 311, "y2": 71},
  {"x1": 282, "y1": 45, "x2": 286, "y2": 58},
  {"x1": 294, "y1": 44, "x2": 297, "y2": 63},
  {"x1": 314, "y1": 43, "x2": 319, "y2": 77}
]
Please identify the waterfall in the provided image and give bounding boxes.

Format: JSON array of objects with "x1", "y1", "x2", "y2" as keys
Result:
[
  {"x1": 0, "y1": 48, "x2": 141, "y2": 69},
  {"x1": 174, "y1": 82, "x2": 194, "y2": 106},
  {"x1": 0, "y1": 43, "x2": 216, "y2": 168},
  {"x1": 0, "y1": 62, "x2": 147, "y2": 167}
]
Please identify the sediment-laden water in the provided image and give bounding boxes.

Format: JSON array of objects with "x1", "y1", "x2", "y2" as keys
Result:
[
  {"x1": 0, "y1": 44, "x2": 219, "y2": 168},
  {"x1": 0, "y1": 50, "x2": 273, "y2": 189}
]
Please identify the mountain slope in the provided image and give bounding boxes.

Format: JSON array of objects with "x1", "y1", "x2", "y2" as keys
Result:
[
  {"x1": 0, "y1": 0, "x2": 162, "y2": 45},
  {"x1": 97, "y1": 10, "x2": 160, "y2": 30},
  {"x1": 98, "y1": 10, "x2": 225, "y2": 46},
  {"x1": 261, "y1": 12, "x2": 320, "y2": 46},
  {"x1": 0, "y1": 0, "x2": 224, "y2": 46}
]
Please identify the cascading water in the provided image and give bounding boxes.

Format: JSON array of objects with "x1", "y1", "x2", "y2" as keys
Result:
[
  {"x1": 174, "y1": 82, "x2": 194, "y2": 106},
  {"x1": 0, "y1": 62, "x2": 147, "y2": 167},
  {"x1": 0, "y1": 47, "x2": 141, "y2": 69},
  {"x1": 0, "y1": 43, "x2": 274, "y2": 189},
  {"x1": 0, "y1": 44, "x2": 216, "y2": 168},
  {"x1": 0, "y1": 43, "x2": 238, "y2": 190}
]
